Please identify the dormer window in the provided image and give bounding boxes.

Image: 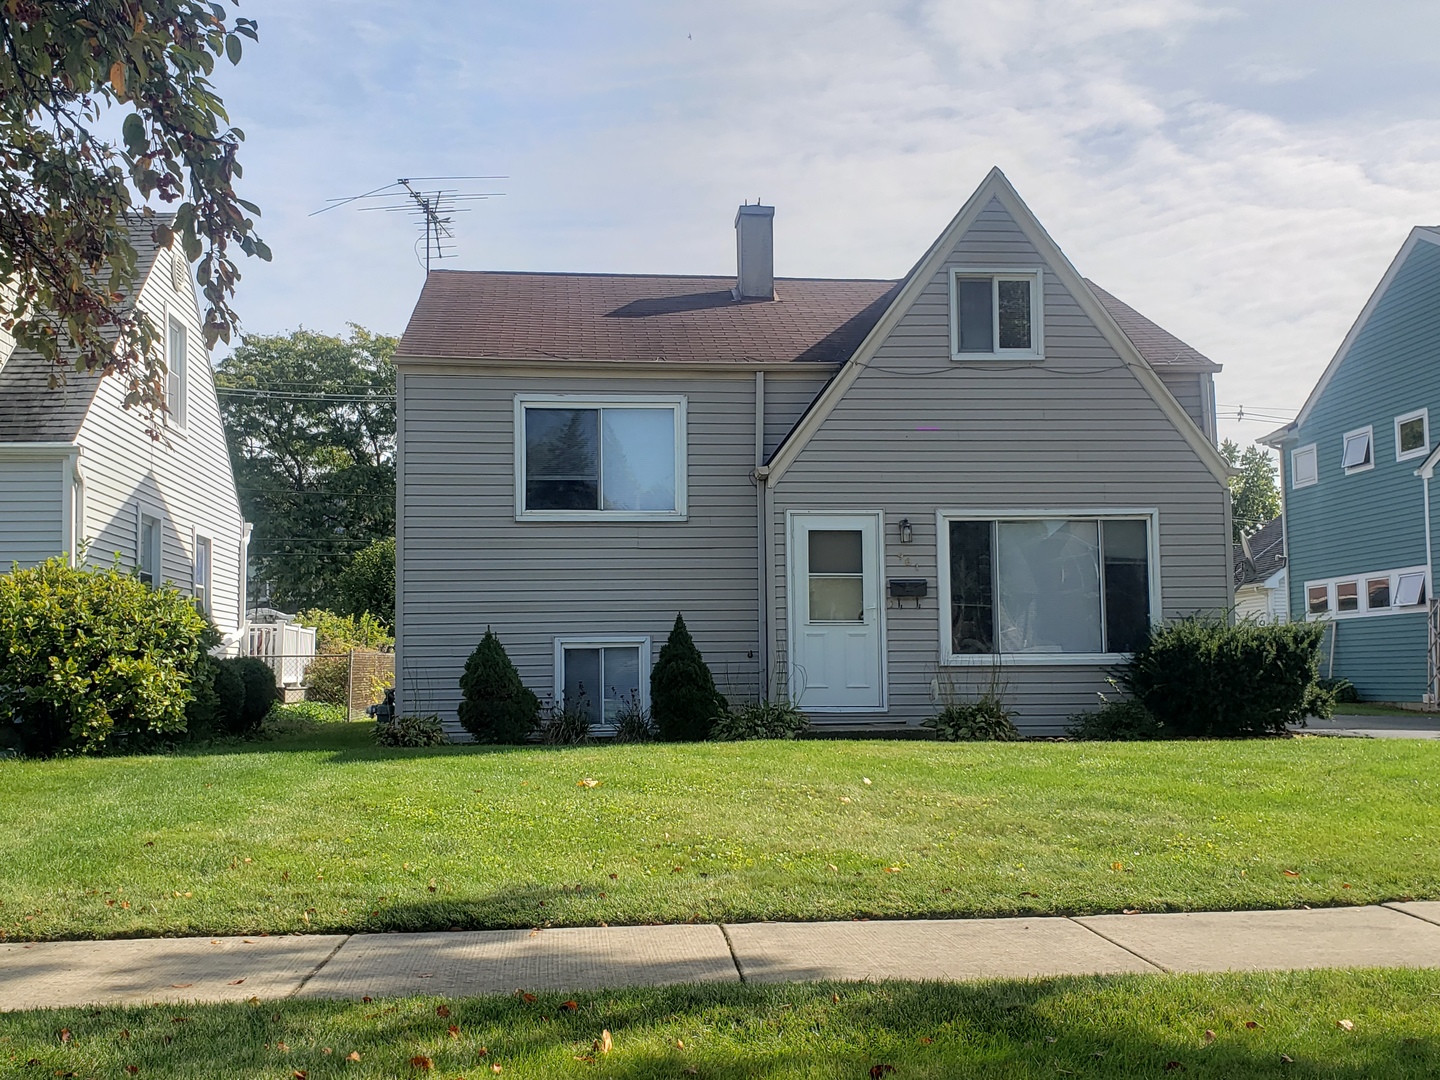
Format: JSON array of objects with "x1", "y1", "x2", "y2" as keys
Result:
[
  {"x1": 1341, "y1": 426, "x2": 1373, "y2": 474},
  {"x1": 950, "y1": 269, "x2": 1043, "y2": 360}
]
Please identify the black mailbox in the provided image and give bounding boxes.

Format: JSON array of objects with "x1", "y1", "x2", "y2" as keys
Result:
[{"x1": 887, "y1": 578, "x2": 928, "y2": 598}]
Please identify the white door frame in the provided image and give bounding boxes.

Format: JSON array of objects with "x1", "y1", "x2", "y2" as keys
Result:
[{"x1": 785, "y1": 509, "x2": 888, "y2": 712}]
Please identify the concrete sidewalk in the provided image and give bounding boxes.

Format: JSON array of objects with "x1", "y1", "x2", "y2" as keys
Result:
[{"x1": 4, "y1": 903, "x2": 1440, "y2": 1011}]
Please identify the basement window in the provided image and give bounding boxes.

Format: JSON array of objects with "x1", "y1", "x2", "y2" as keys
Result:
[{"x1": 554, "y1": 636, "x2": 649, "y2": 730}]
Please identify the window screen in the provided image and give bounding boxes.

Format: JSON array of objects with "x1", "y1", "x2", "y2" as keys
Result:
[{"x1": 955, "y1": 279, "x2": 993, "y2": 353}]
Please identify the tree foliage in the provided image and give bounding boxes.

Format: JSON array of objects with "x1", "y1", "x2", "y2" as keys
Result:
[
  {"x1": 1221, "y1": 439, "x2": 1281, "y2": 543},
  {"x1": 650, "y1": 614, "x2": 727, "y2": 742},
  {"x1": 215, "y1": 327, "x2": 396, "y2": 611},
  {"x1": 336, "y1": 537, "x2": 394, "y2": 626},
  {"x1": 0, "y1": 0, "x2": 268, "y2": 419}
]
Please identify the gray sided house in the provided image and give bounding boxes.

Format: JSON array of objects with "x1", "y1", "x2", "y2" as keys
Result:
[
  {"x1": 395, "y1": 169, "x2": 1233, "y2": 735},
  {"x1": 1263, "y1": 226, "x2": 1440, "y2": 703},
  {"x1": 0, "y1": 223, "x2": 250, "y2": 648}
]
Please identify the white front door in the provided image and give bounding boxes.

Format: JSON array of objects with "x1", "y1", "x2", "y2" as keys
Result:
[{"x1": 789, "y1": 512, "x2": 885, "y2": 711}]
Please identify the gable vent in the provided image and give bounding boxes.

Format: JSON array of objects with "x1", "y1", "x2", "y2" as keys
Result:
[{"x1": 170, "y1": 253, "x2": 188, "y2": 292}]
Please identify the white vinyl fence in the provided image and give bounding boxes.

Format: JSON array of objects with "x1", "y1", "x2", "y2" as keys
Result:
[{"x1": 243, "y1": 608, "x2": 317, "y2": 687}]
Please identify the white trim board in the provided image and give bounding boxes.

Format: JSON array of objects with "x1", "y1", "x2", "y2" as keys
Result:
[{"x1": 762, "y1": 167, "x2": 1232, "y2": 487}]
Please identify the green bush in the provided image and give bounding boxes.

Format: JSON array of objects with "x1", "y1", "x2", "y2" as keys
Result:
[
  {"x1": 1318, "y1": 677, "x2": 1360, "y2": 704},
  {"x1": 228, "y1": 658, "x2": 279, "y2": 735},
  {"x1": 1117, "y1": 618, "x2": 1330, "y2": 738},
  {"x1": 336, "y1": 537, "x2": 395, "y2": 627},
  {"x1": 1066, "y1": 695, "x2": 1163, "y2": 741},
  {"x1": 539, "y1": 699, "x2": 592, "y2": 745},
  {"x1": 0, "y1": 558, "x2": 210, "y2": 756},
  {"x1": 297, "y1": 609, "x2": 395, "y2": 707},
  {"x1": 374, "y1": 713, "x2": 447, "y2": 747},
  {"x1": 711, "y1": 699, "x2": 810, "y2": 741},
  {"x1": 211, "y1": 659, "x2": 248, "y2": 734},
  {"x1": 267, "y1": 700, "x2": 349, "y2": 726},
  {"x1": 650, "y1": 614, "x2": 727, "y2": 742},
  {"x1": 457, "y1": 629, "x2": 539, "y2": 744},
  {"x1": 923, "y1": 694, "x2": 1020, "y2": 741}
]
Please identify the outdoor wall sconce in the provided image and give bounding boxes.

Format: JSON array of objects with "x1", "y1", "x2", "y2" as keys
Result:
[{"x1": 898, "y1": 518, "x2": 914, "y2": 544}]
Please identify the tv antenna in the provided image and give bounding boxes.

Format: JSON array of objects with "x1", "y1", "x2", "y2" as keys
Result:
[{"x1": 311, "y1": 175, "x2": 507, "y2": 272}]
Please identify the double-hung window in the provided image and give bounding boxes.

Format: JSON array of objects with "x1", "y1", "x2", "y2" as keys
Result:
[
  {"x1": 554, "y1": 636, "x2": 650, "y2": 730},
  {"x1": 167, "y1": 317, "x2": 188, "y2": 429},
  {"x1": 1396, "y1": 409, "x2": 1429, "y2": 462},
  {"x1": 516, "y1": 395, "x2": 686, "y2": 520},
  {"x1": 1341, "y1": 426, "x2": 1373, "y2": 474},
  {"x1": 950, "y1": 268, "x2": 1043, "y2": 360},
  {"x1": 940, "y1": 512, "x2": 1156, "y2": 663}
]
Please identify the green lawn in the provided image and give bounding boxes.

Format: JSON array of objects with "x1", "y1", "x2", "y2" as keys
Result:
[
  {"x1": 1, "y1": 723, "x2": 1438, "y2": 941},
  {"x1": 3, "y1": 971, "x2": 1439, "y2": 1078},
  {"x1": 1331, "y1": 702, "x2": 1433, "y2": 718}
]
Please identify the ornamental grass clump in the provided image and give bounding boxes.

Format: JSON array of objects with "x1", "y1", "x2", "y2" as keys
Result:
[
  {"x1": 650, "y1": 614, "x2": 727, "y2": 741},
  {"x1": 457, "y1": 628, "x2": 539, "y2": 743},
  {"x1": 711, "y1": 699, "x2": 810, "y2": 741},
  {"x1": 0, "y1": 557, "x2": 210, "y2": 756},
  {"x1": 923, "y1": 694, "x2": 1020, "y2": 741}
]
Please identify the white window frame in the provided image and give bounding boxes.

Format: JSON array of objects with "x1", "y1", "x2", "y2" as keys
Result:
[
  {"x1": 552, "y1": 634, "x2": 652, "y2": 731},
  {"x1": 166, "y1": 314, "x2": 189, "y2": 431},
  {"x1": 193, "y1": 529, "x2": 213, "y2": 616},
  {"x1": 935, "y1": 507, "x2": 1161, "y2": 667},
  {"x1": 948, "y1": 267, "x2": 1045, "y2": 361},
  {"x1": 137, "y1": 510, "x2": 162, "y2": 587},
  {"x1": 514, "y1": 394, "x2": 688, "y2": 522},
  {"x1": 1395, "y1": 408, "x2": 1430, "y2": 463},
  {"x1": 1291, "y1": 443, "x2": 1318, "y2": 489},
  {"x1": 1304, "y1": 565, "x2": 1429, "y2": 621},
  {"x1": 1341, "y1": 425, "x2": 1374, "y2": 475}
]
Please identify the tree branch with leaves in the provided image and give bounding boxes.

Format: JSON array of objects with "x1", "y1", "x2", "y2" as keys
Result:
[{"x1": 0, "y1": 0, "x2": 268, "y2": 422}]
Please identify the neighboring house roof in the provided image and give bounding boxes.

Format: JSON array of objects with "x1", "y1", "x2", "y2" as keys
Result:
[
  {"x1": 394, "y1": 271, "x2": 902, "y2": 365},
  {"x1": 1234, "y1": 515, "x2": 1287, "y2": 587},
  {"x1": 0, "y1": 221, "x2": 169, "y2": 442},
  {"x1": 1085, "y1": 280, "x2": 1222, "y2": 373},
  {"x1": 395, "y1": 268, "x2": 1221, "y2": 377}
]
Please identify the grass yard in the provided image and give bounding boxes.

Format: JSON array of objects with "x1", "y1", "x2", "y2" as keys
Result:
[
  {"x1": 1, "y1": 723, "x2": 1438, "y2": 941},
  {"x1": 3, "y1": 971, "x2": 1440, "y2": 1078}
]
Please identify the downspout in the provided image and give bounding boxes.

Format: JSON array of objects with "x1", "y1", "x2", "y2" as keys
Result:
[
  {"x1": 1416, "y1": 450, "x2": 1438, "y2": 702},
  {"x1": 755, "y1": 372, "x2": 768, "y2": 701}
]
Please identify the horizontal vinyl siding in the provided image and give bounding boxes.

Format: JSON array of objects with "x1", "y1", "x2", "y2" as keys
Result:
[
  {"x1": 1282, "y1": 237, "x2": 1440, "y2": 702},
  {"x1": 1156, "y1": 371, "x2": 1208, "y2": 438},
  {"x1": 772, "y1": 198, "x2": 1232, "y2": 732},
  {"x1": 399, "y1": 372, "x2": 762, "y2": 724},
  {"x1": 0, "y1": 459, "x2": 63, "y2": 566},
  {"x1": 763, "y1": 370, "x2": 832, "y2": 458},
  {"x1": 75, "y1": 250, "x2": 247, "y2": 635}
]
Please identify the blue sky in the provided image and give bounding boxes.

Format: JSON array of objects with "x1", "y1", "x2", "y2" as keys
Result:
[{"x1": 208, "y1": 0, "x2": 1440, "y2": 445}]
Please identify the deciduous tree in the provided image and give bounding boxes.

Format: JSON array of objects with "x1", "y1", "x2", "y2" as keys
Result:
[{"x1": 1221, "y1": 439, "x2": 1281, "y2": 543}]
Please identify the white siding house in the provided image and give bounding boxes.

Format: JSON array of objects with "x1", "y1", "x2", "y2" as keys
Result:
[
  {"x1": 0, "y1": 222, "x2": 250, "y2": 648},
  {"x1": 394, "y1": 169, "x2": 1233, "y2": 734}
]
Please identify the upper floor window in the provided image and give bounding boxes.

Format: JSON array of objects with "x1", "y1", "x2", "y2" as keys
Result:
[
  {"x1": 1341, "y1": 426, "x2": 1373, "y2": 474},
  {"x1": 1305, "y1": 566, "x2": 1427, "y2": 620},
  {"x1": 515, "y1": 395, "x2": 687, "y2": 520},
  {"x1": 1291, "y1": 444, "x2": 1318, "y2": 489},
  {"x1": 949, "y1": 268, "x2": 1043, "y2": 360},
  {"x1": 193, "y1": 534, "x2": 212, "y2": 615},
  {"x1": 167, "y1": 317, "x2": 188, "y2": 429},
  {"x1": 1396, "y1": 408, "x2": 1429, "y2": 462}
]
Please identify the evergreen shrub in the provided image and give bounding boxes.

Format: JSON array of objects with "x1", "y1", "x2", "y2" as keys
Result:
[
  {"x1": 1117, "y1": 618, "x2": 1331, "y2": 737},
  {"x1": 457, "y1": 629, "x2": 539, "y2": 743},
  {"x1": 650, "y1": 614, "x2": 727, "y2": 741},
  {"x1": 0, "y1": 557, "x2": 209, "y2": 755}
]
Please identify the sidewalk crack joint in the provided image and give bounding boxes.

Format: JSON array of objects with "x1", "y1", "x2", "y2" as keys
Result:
[
  {"x1": 289, "y1": 935, "x2": 351, "y2": 998},
  {"x1": 717, "y1": 924, "x2": 745, "y2": 983},
  {"x1": 1068, "y1": 918, "x2": 1170, "y2": 973}
]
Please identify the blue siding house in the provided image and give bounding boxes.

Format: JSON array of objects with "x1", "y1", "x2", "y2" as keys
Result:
[{"x1": 1263, "y1": 228, "x2": 1440, "y2": 703}]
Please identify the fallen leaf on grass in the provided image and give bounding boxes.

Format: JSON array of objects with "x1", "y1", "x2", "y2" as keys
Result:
[
  {"x1": 1204, "y1": 1029, "x2": 1216, "y2": 1043},
  {"x1": 869, "y1": 1066, "x2": 895, "y2": 1078},
  {"x1": 884, "y1": 867, "x2": 902, "y2": 874},
  {"x1": 1280, "y1": 1054, "x2": 1294, "y2": 1063},
  {"x1": 1164, "y1": 1062, "x2": 1184, "y2": 1072},
  {"x1": 125, "y1": 1068, "x2": 138, "y2": 1076},
  {"x1": 449, "y1": 1025, "x2": 460, "y2": 1039},
  {"x1": 1122, "y1": 908, "x2": 1143, "y2": 915},
  {"x1": 676, "y1": 1039, "x2": 685, "y2": 1049},
  {"x1": 919, "y1": 1036, "x2": 933, "y2": 1045},
  {"x1": 518, "y1": 992, "x2": 537, "y2": 1003},
  {"x1": 1337, "y1": 1019, "x2": 1354, "y2": 1031},
  {"x1": 492, "y1": 1064, "x2": 503, "y2": 1073},
  {"x1": 59, "y1": 1028, "x2": 71, "y2": 1042},
  {"x1": 293, "y1": 1072, "x2": 308, "y2": 1079},
  {"x1": 436, "y1": 1005, "x2": 451, "y2": 1018},
  {"x1": 410, "y1": 1055, "x2": 433, "y2": 1070},
  {"x1": 862, "y1": 777, "x2": 872, "y2": 785},
  {"x1": 578, "y1": 778, "x2": 601, "y2": 788},
  {"x1": 561, "y1": 1000, "x2": 578, "y2": 1012},
  {"x1": 1282, "y1": 870, "x2": 1301, "y2": 877},
  {"x1": 839, "y1": 797, "x2": 852, "y2": 804},
  {"x1": 362, "y1": 996, "x2": 373, "y2": 1003},
  {"x1": 595, "y1": 1029, "x2": 613, "y2": 1054},
  {"x1": 276, "y1": 1041, "x2": 290, "y2": 1052},
  {"x1": 346, "y1": 1051, "x2": 361, "y2": 1062}
]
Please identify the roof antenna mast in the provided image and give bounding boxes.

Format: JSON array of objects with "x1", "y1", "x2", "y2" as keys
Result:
[{"x1": 310, "y1": 175, "x2": 507, "y2": 273}]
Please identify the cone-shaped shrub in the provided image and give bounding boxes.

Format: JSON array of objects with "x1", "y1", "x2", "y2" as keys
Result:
[
  {"x1": 650, "y1": 614, "x2": 727, "y2": 741},
  {"x1": 458, "y1": 628, "x2": 539, "y2": 743}
]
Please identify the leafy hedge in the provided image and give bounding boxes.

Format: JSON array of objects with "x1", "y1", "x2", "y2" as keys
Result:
[{"x1": 0, "y1": 558, "x2": 210, "y2": 755}]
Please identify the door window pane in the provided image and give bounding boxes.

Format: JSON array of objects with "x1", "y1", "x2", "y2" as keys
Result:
[
  {"x1": 997, "y1": 279, "x2": 1032, "y2": 349},
  {"x1": 601, "y1": 408, "x2": 676, "y2": 511},
  {"x1": 808, "y1": 530, "x2": 862, "y2": 574},
  {"x1": 997, "y1": 519, "x2": 1103, "y2": 654},
  {"x1": 1102, "y1": 519, "x2": 1150, "y2": 653},
  {"x1": 1307, "y1": 585, "x2": 1329, "y2": 614},
  {"x1": 1336, "y1": 581, "x2": 1359, "y2": 612},
  {"x1": 948, "y1": 520, "x2": 994, "y2": 653},
  {"x1": 955, "y1": 278, "x2": 993, "y2": 352},
  {"x1": 562, "y1": 647, "x2": 603, "y2": 725},
  {"x1": 1368, "y1": 577, "x2": 1391, "y2": 609},
  {"x1": 526, "y1": 409, "x2": 599, "y2": 510},
  {"x1": 809, "y1": 577, "x2": 863, "y2": 622}
]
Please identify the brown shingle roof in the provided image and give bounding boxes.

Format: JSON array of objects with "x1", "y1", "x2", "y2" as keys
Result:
[
  {"x1": 1085, "y1": 279, "x2": 1222, "y2": 373},
  {"x1": 394, "y1": 271, "x2": 901, "y2": 365},
  {"x1": 1234, "y1": 515, "x2": 1286, "y2": 587},
  {"x1": 0, "y1": 221, "x2": 170, "y2": 442}
]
